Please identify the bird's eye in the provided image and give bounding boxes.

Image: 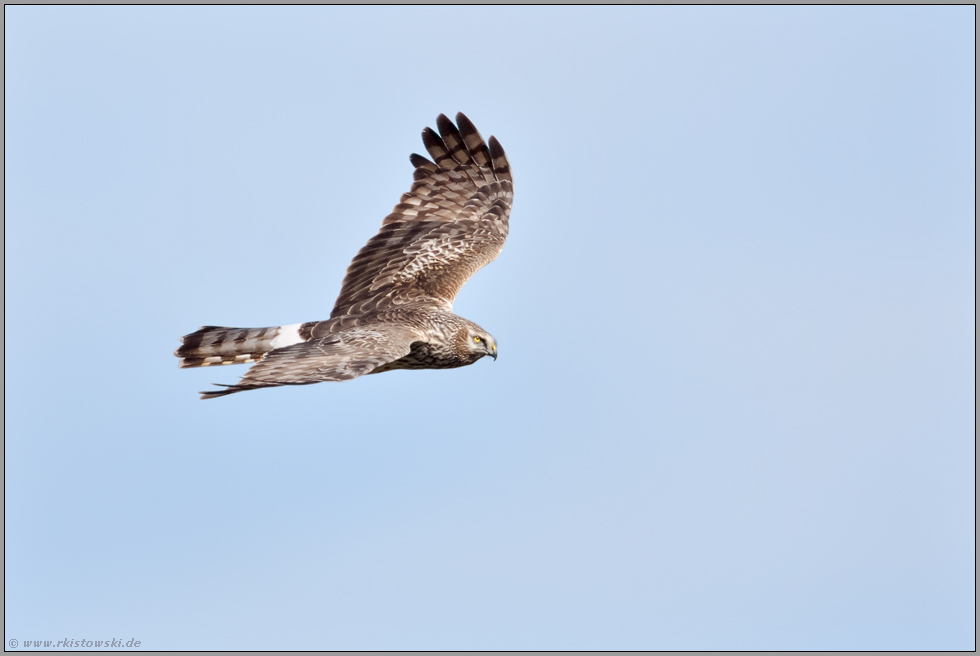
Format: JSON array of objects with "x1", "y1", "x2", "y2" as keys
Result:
[{"x1": 473, "y1": 336, "x2": 482, "y2": 343}]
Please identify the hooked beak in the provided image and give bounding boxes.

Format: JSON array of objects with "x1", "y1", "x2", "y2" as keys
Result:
[{"x1": 489, "y1": 342, "x2": 497, "y2": 361}]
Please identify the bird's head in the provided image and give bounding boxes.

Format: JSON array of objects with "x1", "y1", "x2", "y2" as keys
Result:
[{"x1": 458, "y1": 324, "x2": 497, "y2": 362}]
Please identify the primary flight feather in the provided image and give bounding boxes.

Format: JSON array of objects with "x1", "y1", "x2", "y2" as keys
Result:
[{"x1": 174, "y1": 113, "x2": 513, "y2": 399}]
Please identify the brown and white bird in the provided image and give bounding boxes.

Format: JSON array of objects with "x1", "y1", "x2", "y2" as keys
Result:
[{"x1": 175, "y1": 113, "x2": 512, "y2": 399}]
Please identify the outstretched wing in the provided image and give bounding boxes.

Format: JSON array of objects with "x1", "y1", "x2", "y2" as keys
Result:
[
  {"x1": 199, "y1": 326, "x2": 418, "y2": 399},
  {"x1": 330, "y1": 113, "x2": 513, "y2": 318}
]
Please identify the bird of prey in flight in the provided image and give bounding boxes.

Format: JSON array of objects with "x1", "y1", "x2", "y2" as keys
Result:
[{"x1": 175, "y1": 113, "x2": 513, "y2": 399}]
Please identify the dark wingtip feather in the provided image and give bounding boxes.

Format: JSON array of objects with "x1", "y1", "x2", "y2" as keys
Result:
[
  {"x1": 421, "y1": 126, "x2": 456, "y2": 168},
  {"x1": 455, "y1": 113, "x2": 492, "y2": 168},
  {"x1": 488, "y1": 135, "x2": 504, "y2": 158},
  {"x1": 436, "y1": 113, "x2": 469, "y2": 165},
  {"x1": 199, "y1": 384, "x2": 242, "y2": 400},
  {"x1": 488, "y1": 136, "x2": 512, "y2": 182},
  {"x1": 420, "y1": 126, "x2": 441, "y2": 148},
  {"x1": 409, "y1": 153, "x2": 436, "y2": 170}
]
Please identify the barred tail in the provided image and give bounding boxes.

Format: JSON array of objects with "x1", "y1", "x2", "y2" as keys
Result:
[{"x1": 174, "y1": 323, "x2": 308, "y2": 368}]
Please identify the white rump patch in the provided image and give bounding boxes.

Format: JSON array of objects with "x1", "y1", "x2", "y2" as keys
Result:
[{"x1": 270, "y1": 323, "x2": 305, "y2": 349}]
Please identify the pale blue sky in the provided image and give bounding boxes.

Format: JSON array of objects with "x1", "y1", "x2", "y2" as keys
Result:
[{"x1": 5, "y1": 6, "x2": 974, "y2": 650}]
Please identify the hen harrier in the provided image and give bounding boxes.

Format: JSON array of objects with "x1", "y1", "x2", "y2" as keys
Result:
[{"x1": 175, "y1": 113, "x2": 512, "y2": 399}]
